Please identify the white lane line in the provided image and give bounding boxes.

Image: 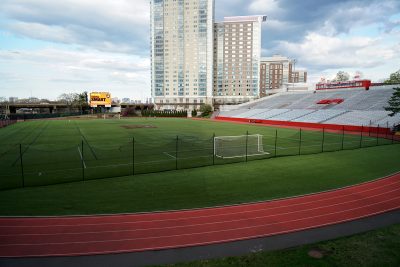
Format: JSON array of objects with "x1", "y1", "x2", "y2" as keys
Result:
[
  {"x1": 1, "y1": 184, "x2": 399, "y2": 238},
  {"x1": 1, "y1": 196, "x2": 399, "y2": 247},
  {"x1": 1, "y1": 179, "x2": 399, "y2": 229}
]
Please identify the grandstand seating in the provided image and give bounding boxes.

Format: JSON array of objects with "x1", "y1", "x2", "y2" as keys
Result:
[
  {"x1": 324, "y1": 110, "x2": 390, "y2": 126},
  {"x1": 218, "y1": 86, "x2": 400, "y2": 128},
  {"x1": 268, "y1": 109, "x2": 315, "y2": 121},
  {"x1": 234, "y1": 109, "x2": 269, "y2": 119},
  {"x1": 292, "y1": 110, "x2": 348, "y2": 123},
  {"x1": 248, "y1": 109, "x2": 290, "y2": 119}
]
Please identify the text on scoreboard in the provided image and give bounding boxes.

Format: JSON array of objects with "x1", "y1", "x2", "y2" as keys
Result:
[{"x1": 90, "y1": 92, "x2": 111, "y2": 107}]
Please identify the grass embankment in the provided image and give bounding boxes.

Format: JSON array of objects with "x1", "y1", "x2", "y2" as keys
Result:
[
  {"x1": 159, "y1": 223, "x2": 400, "y2": 267},
  {"x1": 0, "y1": 144, "x2": 399, "y2": 216}
]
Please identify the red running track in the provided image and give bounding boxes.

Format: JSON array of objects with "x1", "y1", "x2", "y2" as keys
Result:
[{"x1": 0, "y1": 173, "x2": 399, "y2": 258}]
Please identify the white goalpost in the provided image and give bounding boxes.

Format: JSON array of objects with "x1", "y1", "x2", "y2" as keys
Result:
[{"x1": 214, "y1": 134, "x2": 269, "y2": 159}]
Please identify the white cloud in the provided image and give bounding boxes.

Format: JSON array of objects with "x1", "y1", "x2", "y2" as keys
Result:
[
  {"x1": 0, "y1": 47, "x2": 150, "y2": 100},
  {"x1": 277, "y1": 32, "x2": 400, "y2": 69},
  {"x1": 248, "y1": 0, "x2": 282, "y2": 16},
  {"x1": 0, "y1": 0, "x2": 400, "y2": 99},
  {"x1": 0, "y1": 48, "x2": 150, "y2": 72},
  {"x1": 0, "y1": 0, "x2": 150, "y2": 54},
  {"x1": 274, "y1": 31, "x2": 400, "y2": 84}
]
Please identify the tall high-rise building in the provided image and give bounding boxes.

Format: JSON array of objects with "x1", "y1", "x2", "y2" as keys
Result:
[
  {"x1": 150, "y1": 0, "x2": 214, "y2": 110},
  {"x1": 213, "y1": 16, "x2": 266, "y2": 105}
]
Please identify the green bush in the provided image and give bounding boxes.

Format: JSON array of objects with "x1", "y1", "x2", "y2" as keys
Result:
[
  {"x1": 199, "y1": 104, "x2": 212, "y2": 117},
  {"x1": 191, "y1": 109, "x2": 198, "y2": 117},
  {"x1": 141, "y1": 110, "x2": 187, "y2": 118}
]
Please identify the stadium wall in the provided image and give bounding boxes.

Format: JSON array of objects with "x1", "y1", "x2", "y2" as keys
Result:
[{"x1": 215, "y1": 116, "x2": 392, "y2": 135}]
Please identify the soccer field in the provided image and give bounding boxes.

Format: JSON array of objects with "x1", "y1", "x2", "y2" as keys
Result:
[{"x1": 0, "y1": 117, "x2": 396, "y2": 190}]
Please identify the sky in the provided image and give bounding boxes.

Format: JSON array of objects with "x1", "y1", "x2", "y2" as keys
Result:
[{"x1": 0, "y1": 0, "x2": 399, "y2": 101}]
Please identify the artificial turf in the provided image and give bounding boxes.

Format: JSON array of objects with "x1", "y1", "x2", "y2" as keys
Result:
[
  {"x1": 0, "y1": 118, "x2": 395, "y2": 190},
  {"x1": 0, "y1": 142, "x2": 398, "y2": 216}
]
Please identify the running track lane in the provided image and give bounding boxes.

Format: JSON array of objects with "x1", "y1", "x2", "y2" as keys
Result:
[{"x1": 0, "y1": 173, "x2": 399, "y2": 257}]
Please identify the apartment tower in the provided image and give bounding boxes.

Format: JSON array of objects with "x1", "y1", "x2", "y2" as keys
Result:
[
  {"x1": 150, "y1": 0, "x2": 214, "y2": 110},
  {"x1": 213, "y1": 16, "x2": 266, "y2": 105},
  {"x1": 260, "y1": 55, "x2": 307, "y2": 97}
]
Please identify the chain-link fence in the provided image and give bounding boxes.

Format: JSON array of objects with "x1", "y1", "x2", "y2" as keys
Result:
[{"x1": 0, "y1": 127, "x2": 399, "y2": 190}]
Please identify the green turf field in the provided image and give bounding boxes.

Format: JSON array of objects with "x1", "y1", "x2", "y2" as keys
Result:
[
  {"x1": 0, "y1": 118, "x2": 397, "y2": 190},
  {"x1": 0, "y1": 144, "x2": 399, "y2": 215}
]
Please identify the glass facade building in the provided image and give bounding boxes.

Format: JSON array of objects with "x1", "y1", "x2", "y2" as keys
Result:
[{"x1": 150, "y1": 0, "x2": 214, "y2": 110}]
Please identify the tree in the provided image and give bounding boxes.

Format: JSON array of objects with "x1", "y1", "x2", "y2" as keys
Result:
[
  {"x1": 58, "y1": 92, "x2": 89, "y2": 113},
  {"x1": 332, "y1": 71, "x2": 350, "y2": 82},
  {"x1": 77, "y1": 92, "x2": 89, "y2": 112},
  {"x1": 199, "y1": 104, "x2": 212, "y2": 117},
  {"x1": 385, "y1": 87, "x2": 400, "y2": 117},
  {"x1": 58, "y1": 93, "x2": 79, "y2": 105},
  {"x1": 384, "y1": 70, "x2": 400, "y2": 84}
]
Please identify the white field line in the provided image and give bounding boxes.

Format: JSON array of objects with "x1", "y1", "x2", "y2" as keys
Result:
[
  {"x1": 163, "y1": 151, "x2": 177, "y2": 159},
  {"x1": 77, "y1": 146, "x2": 87, "y2": 169},
  {"x1": 217, "y1": 151, "x2": 270, "y2": 159}
]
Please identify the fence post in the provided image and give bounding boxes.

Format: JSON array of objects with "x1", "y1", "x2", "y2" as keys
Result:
[
  {"x1": 369, "y1": 120, "x2": 371, "y2": 136},
  {"x1": 19, "y1": 144, "x2": 25, "y2": 187},
  {"x1": 392, "y1": 129, "x2": 395, "y2": 144},
  {"x1": 386, "y1": 122, "x2": 389, "y2": 139},
  {"x1": 212, "y1": 133, "x2": 215, "y2": 165},
  {"x1": 376, "y1": 124, "x2": 379, "y2": 146},
  {"x1": 360, "y1": 126, "x2": 363, "y2": 148},
  {"x1": 321, "y1": 128, "x2": 325, "y2": 153},
  {"x1": 245, "y1": 131, "x2": 249, "y2": 162},
  {"x1": 132, "y1": 137, "x2": 135, "y2": 176},
  {"x1": 274, "y1": 129, "x2": 278, "y2": 157},
  {"x1": 81, "y1": 140, "x2": 85, "y2": 181},
  {"x1": 175, "y1": 135, "x2": 178, "y2": 170},
  {"x1": 341, "y1": 126, "x2": 345, "y2": 150},
  {"x1": 298, "y1": 128, "x2": 302, "y2": 155}
]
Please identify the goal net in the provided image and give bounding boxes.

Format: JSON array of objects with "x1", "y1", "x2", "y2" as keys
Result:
[{"x1": 214, "y1": 134, "x2": 269, "y2": 159}]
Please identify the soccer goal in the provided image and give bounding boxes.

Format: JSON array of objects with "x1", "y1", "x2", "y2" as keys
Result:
[{"x1": 214, "y1": 134, "x2": 269, "y2": 159}]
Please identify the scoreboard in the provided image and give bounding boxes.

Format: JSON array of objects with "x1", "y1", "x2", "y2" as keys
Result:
[{"x1": 90, "y1": 92, "x2": 111, "y2": 107}]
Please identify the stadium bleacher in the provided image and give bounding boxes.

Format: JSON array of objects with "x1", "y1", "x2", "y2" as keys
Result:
[
  {"x1": 248, "y1": 109, "x2": 290, "y2": 119},
  {"x1": 218, "y1": 85, "x2": 400, "y2": 128}
]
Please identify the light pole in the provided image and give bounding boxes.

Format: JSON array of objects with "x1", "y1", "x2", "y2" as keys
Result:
[
  {"x1": 293, "y1": 59, "x2": 297, "y2": 82},
  {"x1": 291, "y1": 59, "x2": 297, "y2": 90}
]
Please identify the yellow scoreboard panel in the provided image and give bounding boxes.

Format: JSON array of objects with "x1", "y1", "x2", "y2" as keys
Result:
[{"x1": 90, "y1": 92, "x2": 111, "y2": 107}]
